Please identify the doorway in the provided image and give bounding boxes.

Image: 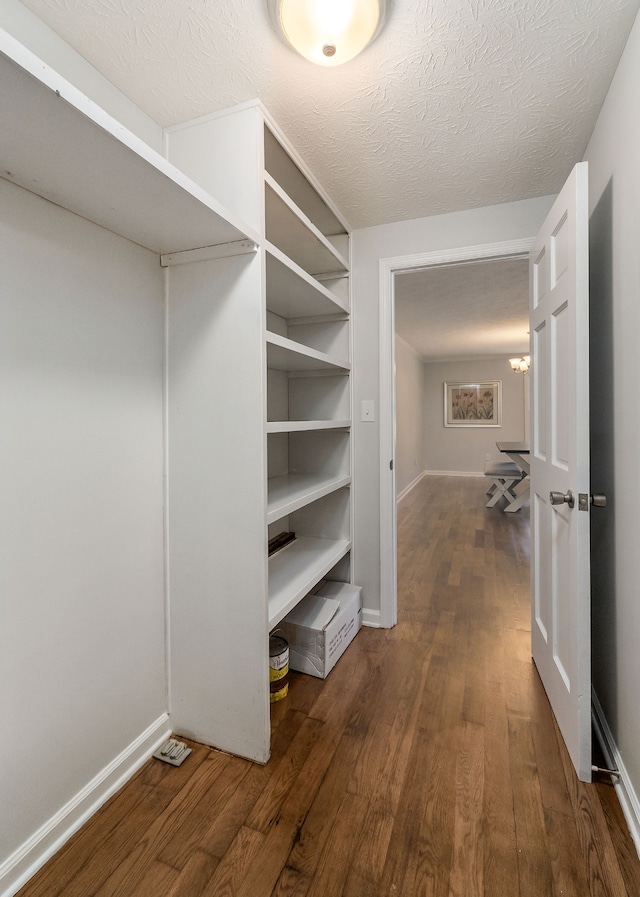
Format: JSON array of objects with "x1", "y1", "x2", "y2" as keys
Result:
[{"x1": 378, "y1": 238, "x2": 534, "y2": 626}]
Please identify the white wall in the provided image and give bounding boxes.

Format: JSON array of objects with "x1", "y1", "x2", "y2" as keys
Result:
[
  {"x1": 0, "y1": 14, "x2": 172, "y2": 892},
  {"x1": 422, "y1": 357, "x2": 527, "y2": 474},
  {"x1": 395, "y1": 336, "x2": 427, "y2": 498},
  {"x1": 351, "y1": 195, "x2": 555, "y2": 617},
  {"x1": 0, "y1": 179, "x2": 167, "y2": 892},
  {"x1": 583, "y1": 7, "x2": 640, "y2": 827}
]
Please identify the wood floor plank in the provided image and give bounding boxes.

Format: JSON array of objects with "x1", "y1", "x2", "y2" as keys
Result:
[
  {"x1": 17, "y1": 476, "x2": 640, "y2": 897},
  {"x1": 246, "y1": 716, "x2": 324, "y2": 833},
  {"x1": 234, "y1": 821, "x2": 299, "y2": 897},
  {"x1": 348, "y1": 650, "x2": 432, "y2": 884},
  {"x1": 529, "y1": 674, "x2": 594, "y2": 897},
  {"x1": 448, "y1": 721, "x2": 485, "y2": 897},
  {"x1": 90, "y1": 752, "x2": 243, "y2": 895},
  {"x1": 595, "y1": 778, "x2": 640, "y2": 896},
  {"x1": 270, "y1": 866, "x2": 312, "y2": 897},
  {"x1": 277, "y1": 719, "x2": 347, "y2": 830},
  {"x1": 558, "y1": 736, "x2": 629, "y2": 897},
  {"x1": 508, "y1": 711, "x2": 555, "y2": 896},
  {"x1": 165, "y1": 850, "x2": 220, "y2": 897},
  {"x1": 107, "y1": 859, "x2": 178, "y2": 897},
  {"x1": 286, "y1": 732, "x2": 362, "y2": 877},
  {"x1": 483, "y1": 680, "x2": 520, "y2": 897},
  {"x1": 199, "y1": 825, "x2": 264, "y2": 897},
  {"x1": 196, "y1": 709, "x2": 309, "y2": 860},
  {"x1": 378, "y1": 654, "x2": 450, "y2": 896},
  {"x1": 158, "y1": 753, "x2": 251, "y2": 869},
  {"x1": 303, "y1": 792, "x2": 370, "y2": 897},
  {"x1": 195, "y1": 769, "x2": 271, "y2": 860}
]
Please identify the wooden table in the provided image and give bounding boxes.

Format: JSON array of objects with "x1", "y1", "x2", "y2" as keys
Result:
[{"x1": 496, "y1": 441, "x2": 530, "y2": 512}]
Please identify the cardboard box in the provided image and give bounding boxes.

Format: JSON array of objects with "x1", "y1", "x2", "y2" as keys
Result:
[{"x1": 280, "y1": 582, "x2": 362, "y2": 679}]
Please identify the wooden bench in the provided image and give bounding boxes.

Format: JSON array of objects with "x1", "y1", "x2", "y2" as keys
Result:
[{"x1": 484, "y1": 460, "x2": 524, "y2": 507}]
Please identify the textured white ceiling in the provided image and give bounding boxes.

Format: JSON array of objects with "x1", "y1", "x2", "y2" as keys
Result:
[
  {"x1": 395, "y1": 257, "x2": 530, "y2": 361},
  {"x1": 17, "y1": 0, "x2": 640, "y2": 228}
]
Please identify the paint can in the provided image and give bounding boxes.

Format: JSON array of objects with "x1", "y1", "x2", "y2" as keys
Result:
[{"x1": 269, "y1": 634, "x2": 289, "y2": 703}]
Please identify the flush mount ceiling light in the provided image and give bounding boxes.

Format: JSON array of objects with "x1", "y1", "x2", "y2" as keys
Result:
[{"x1": 268, "y1": 0, "x2": 390, "y2": 67}]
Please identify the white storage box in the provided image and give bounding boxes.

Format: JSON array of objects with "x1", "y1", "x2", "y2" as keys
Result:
[{"x1": 280, "y1": 582, "x2": 362, "y2": 679}]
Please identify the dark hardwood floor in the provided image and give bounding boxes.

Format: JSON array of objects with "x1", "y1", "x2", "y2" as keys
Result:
[{"x1": 18, "y1": 476, "x2": 640, "y2": 896}]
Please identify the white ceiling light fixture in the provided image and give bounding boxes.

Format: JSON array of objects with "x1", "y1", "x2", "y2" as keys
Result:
[{"x1": 268, "y1": 0, "x2": 390, "y2": 67}]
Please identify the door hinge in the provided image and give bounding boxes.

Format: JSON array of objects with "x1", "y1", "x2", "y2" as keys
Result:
[{"x1": 390, "y1": 459, "x2": 394, "y2": 471}]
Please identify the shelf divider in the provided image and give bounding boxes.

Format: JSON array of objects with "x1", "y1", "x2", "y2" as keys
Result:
[
  {"x1": 267, "y1": 473, "x2": 351, "y2": 524},
  {"x1": 265, "y1": 243, "x2": 349, "y2": 318},
  {"x1": 266, "y1": 420, "x2": 350, "y2": 434},
  {"x1": 268, "y1": 536, "x2": 352, "y2": 629},
  {"x1": 266, "y1": 332, "x2": 350, "y2": 373},
  {"x1": 265, "y1": 175, "x2": 349, "y2": 277}
]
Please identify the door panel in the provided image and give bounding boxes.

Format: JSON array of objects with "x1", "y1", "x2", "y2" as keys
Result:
[{"x1": 530, "y1": 161, "x2": 591, "y2": 782}]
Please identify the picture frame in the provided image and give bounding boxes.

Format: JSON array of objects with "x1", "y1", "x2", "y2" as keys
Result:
[{"x1": 444, "y1": 380, "x2": 502, "y2": 427}]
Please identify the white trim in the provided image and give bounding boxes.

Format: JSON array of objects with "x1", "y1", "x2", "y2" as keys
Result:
[
  {"x1": 379, "y1": 258, "x2": 397, "y2": 628},
  {"x1": 396, "y1": 470, "x2": 486, "y2": 511},
  {"x1": 362, "y1": 607, "x2": 382, "y2": 628},
  {"x1": 379, "y1": 238, "x2": 534, "y2": 632},
  {"x1": 592, "y1": 690, "x2": 640, "y2": 859},
  {"x1": 396, "y1": 471, "x2": 428, "y2": 504},
  {"x1": 0, "y1": 714, "x2": 171, "y2": 897},
  {"x1": 395, "y1": 332, "x2": 424, "y2": 362},
  {"x1": 424, "y1": 353, "x2": 524, "y2": 364},
  {"x1": 424, "y1": 470, "x2": 485, "y2": 478},
  {"x1": 163, "y1": 97, "x2": 264, "y2": 132},
  {"x1": 160, "y1": 240, "x2": 258, "y2": 267},
  {"x1": 163, "y1": 269, "x2": 172, "y2": 716}
]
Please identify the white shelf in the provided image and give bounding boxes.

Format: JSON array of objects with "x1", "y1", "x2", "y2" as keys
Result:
[
  {"x1": 264, "y1": 124, "x2": 347, "y2": 239},
  {"x1": 267, "y1": 473, "x2": 351, "y2": 525},
  {"x1": 266, "y1": 332, "x2": 349, "y2": 373},
  {"x1": 265, "y1": 175, "x2": 349, "y2": 277},
  {"x1": 266, "y1": 244, "x2": 348, "y2": 318},
  {"x1": 0, "y1": 34, "x2": 255, "y2": 255},
  {"x1": 268, "y1": 536, "x2": 352, "y2": 629},
  {"x1": 266, "y1": 420, "x2": 350, "y2": 434}
]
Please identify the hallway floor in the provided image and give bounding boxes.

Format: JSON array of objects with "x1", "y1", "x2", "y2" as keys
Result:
[{"x1": 17, "y1": 476, "x2": 640, "y2": 896}]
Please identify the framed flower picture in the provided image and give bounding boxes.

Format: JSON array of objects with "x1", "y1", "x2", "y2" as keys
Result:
[{"x1": 444, "y1": 380, "x2": 502, "y2": 427}]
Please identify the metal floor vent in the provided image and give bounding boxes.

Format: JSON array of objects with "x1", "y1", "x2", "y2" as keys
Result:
[{"x1": 153, "y1": 738, "x2": 192, "y2": 766}]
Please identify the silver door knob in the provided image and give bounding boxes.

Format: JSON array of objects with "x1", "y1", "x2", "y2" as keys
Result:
[{"x1": 550, "y1": 490, "x2": 575, "y2": 508}]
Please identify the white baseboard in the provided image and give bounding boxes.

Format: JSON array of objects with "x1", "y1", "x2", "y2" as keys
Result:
[
  {"x1": 1, "y1": 713, "x2": 171, "y2": 897},
  {"x1": 396, "y1": 469, "x2": 486, "y2": 505},
  {"x1": 396, "y1": 470, "x2": 427, "y2": 504},
  {"x1": 424, "y1": 469, "x2": 484, "y2": 478},
  {"x1": 362, "y1": 607, "x2": 382, "y2": 628},
  {"x1": 592, "y1": 689, "x2": 640, "y2": 859}
]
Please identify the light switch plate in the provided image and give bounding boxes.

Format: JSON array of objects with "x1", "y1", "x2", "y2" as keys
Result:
[{"x1": 361, "y1": 400, "x2": 375, "y2": 422}]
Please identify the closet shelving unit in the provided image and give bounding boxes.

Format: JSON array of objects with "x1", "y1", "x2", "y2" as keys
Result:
[
  {"x1": 262, "y1": 120, "x2": 353, "y2": 633},
  {"x1": 165, "y1": 102, "x2": 354, "y2": 759},
  {"x1": 4, "y1": 35, "x2": 354, "y2": 764}
]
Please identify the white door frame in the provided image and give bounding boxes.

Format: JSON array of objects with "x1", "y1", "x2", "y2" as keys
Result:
[{"x1": 379, "y1": 238, "x2": 535, "y2": 627}]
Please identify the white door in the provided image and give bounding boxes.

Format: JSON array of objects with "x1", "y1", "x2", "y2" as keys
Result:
[{"x1": 529, "y1": 161, "x2": 592, "y2": 782}]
